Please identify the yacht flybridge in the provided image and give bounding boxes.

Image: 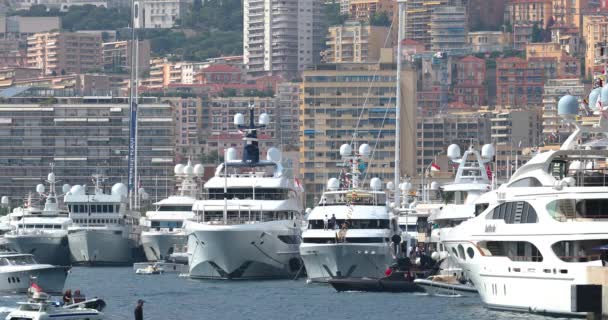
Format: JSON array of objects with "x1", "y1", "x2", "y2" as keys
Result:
[
  {"x1": 185, "y1": 104, "x2": 303, "y2": 280},
  {"x1": 3, "y1": 170, "x2": 72, "y2": 266},
  {"x1": 443, "y1": 94, "x2": 608, "y2": 316},
  {"x1": 140, "y1": 160, "x2": 199, "y2": 262},
  {"x1": 299, "y1": 143, "x2": 400, "y2": 282}
]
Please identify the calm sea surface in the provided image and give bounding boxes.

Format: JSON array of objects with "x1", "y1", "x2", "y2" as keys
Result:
[{"x1": 0, "y1": 267, "x2": 571, "y2": 320}]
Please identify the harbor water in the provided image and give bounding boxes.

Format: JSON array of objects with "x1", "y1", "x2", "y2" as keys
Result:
[{"x1": 0, "y1": 267, "x2": 568, "y2": 320}]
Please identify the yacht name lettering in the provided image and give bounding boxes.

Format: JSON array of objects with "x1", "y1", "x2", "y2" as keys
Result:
[{"x1": 485, "y1": 224, "x2": 496, "y2": 233}]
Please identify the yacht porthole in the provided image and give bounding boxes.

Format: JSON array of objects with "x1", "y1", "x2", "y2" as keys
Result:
[
  {"x1": 452, "y1": 248, "x2": 458, "y2": 257},
  {"x1": 458, "y1": 244, "x2": 466, "y2": 260},
  {"x1": 467, "y1": 247, "x2": 475, "y2": 259}
]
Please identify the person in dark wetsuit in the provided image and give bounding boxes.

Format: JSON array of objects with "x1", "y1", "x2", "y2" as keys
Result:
[
  {"x1": 134, "y1": 299, "x2": 144, "y2": 320},
  {"x1": 390, "y1": 234, "x2": 402, "y2": 257}
]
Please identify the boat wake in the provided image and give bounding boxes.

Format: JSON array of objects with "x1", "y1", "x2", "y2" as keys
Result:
[{"x1": 431, "y1": 293, "x2": 463, "y2": 298}]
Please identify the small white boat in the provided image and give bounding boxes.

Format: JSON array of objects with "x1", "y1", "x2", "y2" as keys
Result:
[
  {"x1": 414, "y1": 275, "x2": 477, "y2": 296},
  {"x1": 135, "y1": 265, "x2": 164, "y2": 275},
  {"x1": 5, "y1": 291, "x2": 105, "y2": 320}
]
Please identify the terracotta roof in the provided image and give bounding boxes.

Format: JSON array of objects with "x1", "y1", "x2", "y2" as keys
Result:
[{"x1": 459, "y1": 55, "x2": 484, "y2": 63}]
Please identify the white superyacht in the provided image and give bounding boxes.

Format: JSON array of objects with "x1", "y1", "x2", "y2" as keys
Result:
[
  {"x1": 299, "y1": 144, "x2": 400, "y2": 282},
  {"x1": 186, "y1": 105, "x2": 303, "y2": 279},
  {"x1": 443, "y1": 94, "x2": 608, "y2": 316},
  {"x1": 3, "y1": 172, "x2": 72, "y2": 266},
  {"x1": 65, "y1": 175, "x2": 141, "y2": 265},
  {"x1": 0, "y1": 248, "x2": 68, "y2": 294},
  {"x1": 140, "y1": 161, "x2": 199, "y2": 262}
]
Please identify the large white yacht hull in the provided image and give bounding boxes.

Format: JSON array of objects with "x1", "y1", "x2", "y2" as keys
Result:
[
  {"x1": 187, "y1": 220, "x2": 301, "y2": 279},
  {"x1": 141, "y1": 231, "x2": 186, "y2": 262},
  {"x1": 299, "y1": 243, "x2": 393, "y2": 282},
  {"x1": 68, "y1": 230, "x2": 135, "y2": 266},
  {"x1": 3, "y1": 234, "x2": 70, "y2": 266},
  {"x1": 0, "y1": 266, "x2": 69, "y2": 294}
]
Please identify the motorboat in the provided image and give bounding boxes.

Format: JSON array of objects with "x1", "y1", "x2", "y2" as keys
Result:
[
  {"x1": 299, "y1": 143, "x2": 401, "y2": 283},
  {"x1": 3, "y1": 170, "x2": 72, "y2": 266},
  {"x1": 414, "y1": 275, "x2": 477, "y2": 296},
  {"x1": 0, "y1": 250, "x2": 68, "y2": 294},
  {"x1": 185, "y1": 104, "x2": 303, "y2": 279},
  {"x1": 5, "y1": 290, "x2": 104, "y2": 320},
  {"x1": 65, "y1": 175, "x2": 141, "y2": 266},
  {"x1": 140, "y1": 161, "x2": 198, "y2": 262},
  {"x1": 443, "y1": 94, "x2": 608, "y2": 316},
  {"x1": 135, "y1": 264, "x2": 164, "y2": 275}
]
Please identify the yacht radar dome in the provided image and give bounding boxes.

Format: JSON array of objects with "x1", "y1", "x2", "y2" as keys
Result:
[
  {"x1": 1, "y1": 196, "x2": 8, "y2": 205},
  {"x1": 233, "y1": 113, "x2": 245, "y2": 126},
  {"x1": 386, "y1": 181, "x2": 394, "y2": 190},
  {"x1": 358, "y1": 144, "x2": 371, "y2": 157},
  {"x1": 339, "y1": 144, "x2": 352, "y2": 157},
  {"x1": 557, "y1": 95, "x2": 579, "y2": 120},
  {"x1": 447, "y1": 144, "x2": 461, "y2": 159},
  {"x1": 481, "y1": 144, "x2": 495, "y2": 159},
  {"x1": 370, "y1": 177, "x2": 382, "y2": 191},
  {"x1": 183, "y1": 164, "x2": 194, "y2": 176},
  {"x1": 70, "y1": 185, "x2": 85, "y2": 195},
  {"x1": 226, "y1": 147, "x2": 238, "y2": 161},
  {"x1": 174, "y1": 164, "x2": 185, "y2": 175},
  {"x1": 258, "y1": 113, "x2": 270, "y2": 125},
  {"x1": 430, "y1": 181, "x2": 440, "y2": 191},
  {"x1": 400, "y1": 182, "x2": 412, "y2": 191},
  {"x1": 266, "y1": 147, "x2": 281, "y2": 162},
  {"x1": 327, "y1": 178, "x2": 339, "y2": 191},
  {"x1": 36, "y1": 184, "x2": 45, "y2": 193},
  {"x1": 589, "y1": 87, "x2": 601, "y2": 111},
  {"x1": 47, "y1": 172, "x2": 55, "y2": 182},
  {"x1": 111, "y1": 183, "x2": 128, "y2": 197},
  {"x1": 62, "y1": 184, "x2": 71, "y2": 194},
  {"x1": 193, "y1": 164, "x2": 204, "y2": 176}
]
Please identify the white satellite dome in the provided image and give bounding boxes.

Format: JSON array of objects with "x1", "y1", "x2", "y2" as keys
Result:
[
  {"x1": 70, "y1": 185, "x2": 85, "y2": 195},
  {"x1": 370, "y1": 177, "x2": 382, "y2": 191},
  {"x1": 183, "y1": 164, "x2": 194, "y2": 176},
  {"x1": 386, "y1": 181, "x2": 394, "y2": 191},
  {"x1": 430, "y1": 181, "x2": 440, "y2": 191},
  {"x1": 62, "y1": 184, "x2": 71, "y2": 194},
  {"x1": 557, "y1": 94, "x2": 579, "y2": 118},
  {"x1": 601, "y1": 85, "x2": 608, "y2": 106},
  {"x1": 233, "y1": 113, "x2": 245, "y2": 126},
  {"x1": 589, "y1": 87, "x2": 601, "y2": 111},
  {"x1": 482, "y1": 143, "x2": 495, "y2": 159},
  {"x1": 47, "y1": 173, "x2": 55, "y2": 182},
  {"x1": 193, "y1": 164, "x2": 204, "y2": 176},
  {"x1": 174, "y1": 164, "x2": 185, "y2": 175},
  {"x1": 226, "y1": 147, "x2": 238, "y2": 161},
  {"x1": 258, "y1": 113, "x2": 270, "y2": 125},
  {"x1": 358, "y1": 144, "x2": 371, "y2": 157},
  {"x1": 447, "y1": 144, "x2": 461, "y2": 159},
  {"x1": 36, "y1": 184, "x2": 45, "y2": 193},
  {"x1": 339, "y1": 144, "x2": 352, "y2": 157},
  {"x1": 111, "y1": 183, "x2": 128, "y2": 197},
  {"x1": 1, "y1": 196, "x2": 8, "y2": 205},
  {"x1": 266, "y1": 147, "x2": 281, "y2": 162},
  {"x1": 327, "y1": 178, "x2": 339, "y2": 191},
  {"x1": 400, "y1": 182, "x2": 412, "y2": 191}
]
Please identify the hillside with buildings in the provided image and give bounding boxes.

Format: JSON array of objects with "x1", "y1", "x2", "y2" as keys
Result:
[{"x1": 0, "y1": 0, "x2": 604, "y2": 206}]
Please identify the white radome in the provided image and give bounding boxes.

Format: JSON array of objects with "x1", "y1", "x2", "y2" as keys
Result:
[
  {"x1": 447, "y1": 144, "x2": 461, "y2": 159},
  {"x1": 1, "y1": 196, "x2": 8, "y2": 205},
  {"x1": 111, "y1": 183, "x2": 128, "y2": 197},
  {"x1": 36, "y1": 184, "x2": 45, "y2": 194},
  {"x1": 184, "y1": 165, "x2": 194, "y2": 176},
  {"x1": 62, "y1": 184, "x2": 71, "y2": 194},
  {"x1": 47, "y1": 173, "x2": 55, "y2": 182},
  {"x1": 174, "y1": 164, "x2": 185, "y2": 175},
  {"x1": 226, "y1": 148, "x2": 238, "y2": 161},
  {"x1": 327, "y1": 178, "x2": 339, "y2": 191},
  {"x1": 193, "y1": 164, "x2": 204, "y2": 176},
  {"x1": 358, "y1": 144, "x2": 371, "y2": 157},
  {"x1": 233, "y1": 113, "x2": 245, "y2": 126},
  {"x1": 259, "y1": 113, "x2": 270, "y2": 125},
  {"x1": 370, "y1": 177, "x2": 382, "y2": 190},
  {"x1": 482, "y1": 143, "x2": 495, "y2": 159},
  {"x1": 339, "y1": 144, "x2": 352, "y2": 157},
  {"x1": 69, "y1": 185, "x2": 85, "y2": 195},
  {"x1": 266, "y1": 147, "x2": 281, "y2": 162}
]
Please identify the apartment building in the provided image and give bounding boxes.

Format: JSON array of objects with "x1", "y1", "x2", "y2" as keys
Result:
[
  {"x1": 526, "y1": 42, "x2": 580, "y2": 78},
  {"x1": 583, "y1": 15, "x2": 608, "y2": 78},
  {"x1": 0, "y1": 16, "x2": 61, "y2": 40},
  {"x1": 243, "y1": 0, "x2": 324, "y2": 80},
  {"x1": 300, "y1": 58, "x2": 417, "y2": 206},
  {"x1": 102, "y1": 40, "x2": 151, "y2": 76},
  {"x1": 133, "y1": 0, "x2": 193, "y2": 29},
  {"x1": 348, "y1": 0, "x2": 396, "y2": 22},
  {"x1": 496, "y1": 57, "x2": 544, "y2": 106},
  {"x1": 541, "y1": 78, "x2": 585, "y2": 143},
  {"x1": 430, "y1": 5, "x2": 468, "y2": 52},
  {"x1": 467, "y1": 31, "x2": 510, "y2": 53},
  {"x1": 404, "y1": 0, "x2": 450, "y2": 49},
  {"x1": 26, "y1": 32, "x2": 102, "y2": 76},
  {"x1": 166, "y1": 97, "x2": 208, "y2": 161},
  {"x1": 324, "y1": 21, "x2": 392, "y2": 63},
  {"x1": 0, "y1": 91, "x2": 174, "y2": 203},
  {"x1": 453, "y1": 55, "x2": 486, "y2": 106}
]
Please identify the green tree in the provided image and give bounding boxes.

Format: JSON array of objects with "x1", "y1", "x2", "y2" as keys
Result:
[
  {"x1": 531, "y1": 22, "x2": 543, "y2": 43},
  {"x1": 324, "y1": 0, "x2": 347, "y2": 26},
  {"x1": 370, "y1": 12, "x2": 391, "y2": 27}
]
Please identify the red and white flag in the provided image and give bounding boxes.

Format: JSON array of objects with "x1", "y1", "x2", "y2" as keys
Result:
[
  {"x1": 294, "y1": 177, "x2": 304, "y2": 192},
  {"x1": 430, "y1": 163, "x2": 441, "y2": 172},
  {"x1": 486, "y1": 164, "x2": 493, "y2": 180}
]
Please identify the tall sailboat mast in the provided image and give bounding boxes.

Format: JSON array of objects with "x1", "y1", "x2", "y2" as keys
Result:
[
  {"x1": 128, "y1": 2, "x2": 139, "y2": 210},
  {"x1": 394, "y1": 0, "x2": 406, "y2": 206}
]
